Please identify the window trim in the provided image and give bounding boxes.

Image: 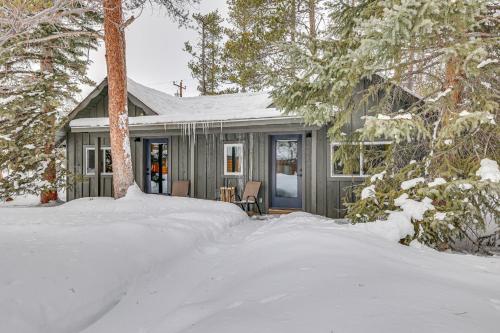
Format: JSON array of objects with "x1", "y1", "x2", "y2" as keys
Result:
[
  {"x1": 100, "y1": 147, "x2": 113, "y2": 176},
  {"x1": 84, "y1": 146, "x2": 96, "y2": 176},
  {"x1": 223, "y1": 143, "x2": 244, "y2": 176},
  {"x1": 329, "y1": 141, "x2": 391, "y2": 178},
  {"x1": 83, "y1": 146, "x2": 113, "y2": 176}
]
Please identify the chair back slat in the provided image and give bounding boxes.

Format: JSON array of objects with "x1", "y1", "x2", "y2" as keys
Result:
[
  {"x1": 242, "y1": 181, "x2": 261, "y2": 202},
  {"x1": 171, "y1": 180, "x2": 190, "y2": 197}
]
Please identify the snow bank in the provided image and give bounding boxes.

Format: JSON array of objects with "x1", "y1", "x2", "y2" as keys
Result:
[
  {"x1": 0, "y1": 194, "x2": 40, "y2": 207},
  {"x1": 1, "y1": 199, "x2": 499, "y2": 333},
  {"x1": 0, "y1": 193, "x2": 247, "y2": 333}
]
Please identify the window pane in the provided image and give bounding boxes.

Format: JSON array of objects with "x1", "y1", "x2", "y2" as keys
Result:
[
  {"x1": 363, "y1": 144, "x2": 389, "y2": 174},
  {"x1": 86, "y1": 148, "x2": 95, "y2": 175},
  {"x1": 276, "y1": 140, "x2": 298, "y2": 198},
  {"x1": 331, "y1": 145, "x2": 360, "y2": 176},
  {"x1": 104, "y1": 149, "x2": 112, "y2": 173},
  {"x1": 225, "y1": 144, "x2": 242, "y2": 174},
  {"x1": 150, "y1": 143, "x2": 168, "y2": 194}
]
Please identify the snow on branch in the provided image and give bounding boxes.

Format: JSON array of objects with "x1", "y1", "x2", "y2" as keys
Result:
[{"x1": 0, "y1": 0, "x2": 102, "y2": 53}]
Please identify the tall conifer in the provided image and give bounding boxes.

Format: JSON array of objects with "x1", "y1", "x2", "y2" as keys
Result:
[
  {"x1": 184, "y1": 11, "x2": 225, "y2": 95},
  {"x1": 0, "y1": 2, "x2": 101, "y2": 202},
  {"x1": 272, "y1": 0, "x2": 499, "y2": 251}
]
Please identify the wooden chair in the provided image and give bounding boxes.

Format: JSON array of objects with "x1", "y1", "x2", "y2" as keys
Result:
[
  {"x1": 170, "y1": 180, "x2": 190, "y2": 197},
  {"x1": 234, "y1": 181, "x2": 262, "y2": 215}
]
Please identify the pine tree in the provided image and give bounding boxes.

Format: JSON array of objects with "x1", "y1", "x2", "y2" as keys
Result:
[
  {"x1": 272, "y1": 0, "x2": 499, "y2": 252},
  {"x1": 223, "y1": 0, "x2": 325, "y2": 91},
  {"x1": 184, "y1": 11, "x2": 225, "y2": 95},
  {"x1": 0, "y1": 2, "x2": 101, "y2": 202},
  {"x1": 223, "y1": 0, "x2": 266, "y2": 92}
]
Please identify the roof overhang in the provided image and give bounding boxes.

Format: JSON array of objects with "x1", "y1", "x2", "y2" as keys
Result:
[{"x1": 70, "y1": 116, "x2": 306, "y2": 133}]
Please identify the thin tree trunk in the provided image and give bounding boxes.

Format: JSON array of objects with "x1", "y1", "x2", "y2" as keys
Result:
[
  {"x1": 308, "y1": 0, "x2": 317, "y2": 54},
  {"x1": 201, "y1": 23, "x2": 207, "y2": 95},
  {"x1": 443, "y1": 55, "x2": 463, "y2": 125},
  {"x1": 210, "y1": 42, "x2": 215, "y2": 94},
  {"x1": 427, "y1": 55, "x2": 463, "y2": 174},
  {"x1": 103, "y1": 0, "x2": 134, "y2": 198},
  {"x1": 291, "y1": 0, "x2": 297, "y2": 43},
  {"x1": 407, "y1": 39, "x2": 415, "y2": 91},
  {"x1": 40, "y1": 46, "x2": 58, "y2": 204}
]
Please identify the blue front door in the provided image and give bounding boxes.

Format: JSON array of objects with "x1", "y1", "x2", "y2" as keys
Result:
[{"x1": 270, "y1": 135, "x2": 303, "y2": 209}]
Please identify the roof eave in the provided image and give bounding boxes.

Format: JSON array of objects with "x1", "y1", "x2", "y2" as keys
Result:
[{"x1": 70, "y1": 116, "x2": 307, "y2": 133}]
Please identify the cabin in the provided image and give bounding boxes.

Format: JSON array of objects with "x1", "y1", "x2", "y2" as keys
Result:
[{"x1": 64, "y1": 77, "x2": 416, "y2": 218}]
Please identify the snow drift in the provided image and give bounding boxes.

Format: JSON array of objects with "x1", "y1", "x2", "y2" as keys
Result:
[{"x1": 1, "y1": 191, "x2": 499, "y2": 333}]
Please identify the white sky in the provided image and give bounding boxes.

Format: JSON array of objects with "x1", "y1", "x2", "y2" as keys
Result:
[{"x1": 83, "y1": 0, "x2": 227, "y2": 99}]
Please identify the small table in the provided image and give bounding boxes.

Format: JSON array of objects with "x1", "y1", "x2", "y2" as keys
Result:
[{"x1": 219, "y1": 187, "x2": 236, "y2": 203}]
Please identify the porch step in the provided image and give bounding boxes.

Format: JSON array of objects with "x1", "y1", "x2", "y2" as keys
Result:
[{"x1": 268, "y1": 208, "x2": 302, "y2": 215}]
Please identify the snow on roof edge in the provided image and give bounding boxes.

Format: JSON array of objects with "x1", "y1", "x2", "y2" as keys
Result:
[{"x1": 70, "y1": 113, "x2": 303, "y2": 129}]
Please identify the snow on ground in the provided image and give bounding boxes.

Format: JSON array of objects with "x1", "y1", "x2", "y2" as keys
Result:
[
  {"x1": 1, "y1": 188, "x2": 499, "y2": 333},
  {"x1": 0, "y1": 194, "x2": 40, "y2": 207},
  {"x1": 0, "y1": 189, "x2": 66, "y2": 208}
]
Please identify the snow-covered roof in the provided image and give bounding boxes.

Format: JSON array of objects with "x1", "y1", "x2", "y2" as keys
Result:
[
  {"x1": 69, "y1": 79, "x2": 299, "y2": 130},
  {"x1": 128, "y1": 79, "x2": 281, "y2": 121}
]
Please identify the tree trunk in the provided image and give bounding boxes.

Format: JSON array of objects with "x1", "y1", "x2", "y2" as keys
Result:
[
  {"x1": 40, "y1": 46, "x2": 58, "y2": 204},
  {"x1": 103, "y1": 0, "x2": 134, "y2": 198},
  {"x1": 407, "y1": 39, "x2": 415, "y2": 91},
  {"x1": 290, "y1": 0, "x2": 297, "y2": 43},
  {"x1": 210, "y1": 35, "x2": 217, "y2": 95},
  {"x1": 201, "y1": 23, "x2": 207, "y2": 95},
  {"x1": 308, "y1": 0, "x2": 317, "y2": 54},
  {"x1": 443, "y1": 55, "x2": 463, "y2": 125}
]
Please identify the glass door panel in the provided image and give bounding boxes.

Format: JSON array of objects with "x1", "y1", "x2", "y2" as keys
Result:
[
  {"x1": 271, "y1": 135, "x2": 302, "y2": 208},
  {"x1": 276, "y1": 140, "x2": 298, "y2": 198},
  {"x1": 148, "y1": 141, "x2": 168, "y2": 194}
]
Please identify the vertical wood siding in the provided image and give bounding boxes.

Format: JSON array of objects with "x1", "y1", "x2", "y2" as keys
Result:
[{"x1": 67, "y1": 78, "x2": 415, "y2": 217}]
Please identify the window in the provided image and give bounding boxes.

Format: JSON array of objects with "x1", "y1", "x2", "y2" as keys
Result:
[
  {"x1": 330, "y1": 142, "x2": 390, "y2": 177},
  {"x1": 224, "y1": 143, "x2": 243, "y2": 176},
  {"x1": 101, "y1": 147, "x2": 113, "y2": 175},
  {"x1": 85, "y1": 147, "x2": 96, "y2": 175},
  {"x1": 362, "y1": 143, "x2": 390, "y2": 174},
  {"x1": 84, "y1": 147, "x2": 113, "y2": 176}
]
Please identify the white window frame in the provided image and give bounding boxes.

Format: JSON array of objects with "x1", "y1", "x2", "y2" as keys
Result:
[
  {"x1": 84, "y1": 147, "x2": 96, "y2": 176},
  {"x1": 330, "y1": 141, "x2": 391, "y2": 178},
  {"x1": 84, "y1": 146, "x2": 113, "y2": 176},
  {"x1": 223, "y1": 143, "x2": 244, "y2": 176},
  {"x1": 100, "y1": 147, "x2": 113, "y2": 176}
]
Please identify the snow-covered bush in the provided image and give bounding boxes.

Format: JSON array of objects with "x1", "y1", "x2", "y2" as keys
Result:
[
  {"x1": 272, "y1": 0, "x2": 499, "y2": 252},
  {"x1": 348, "y1": 160, "x2": 499, "y2": 253}
]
